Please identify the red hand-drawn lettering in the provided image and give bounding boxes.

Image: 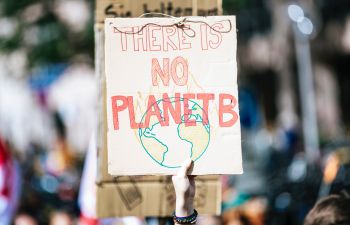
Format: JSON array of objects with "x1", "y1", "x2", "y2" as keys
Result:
[
  {"x1": 171, "y1": 56, "x2": 188, "y2": 86},
  {"x1": 114, "y1": 27, "x2": 133, "y2": 51},
  {"x1": 144, "y1": 95, "x2": 165, "y2": 128},
  {"x1": 163, "y1": 27, "x2": 178, "y2": 51},
  {"x1": 127, "y1": 96, "x2": 145, "y2": 129},
  {"x1": 133, "y1": 26, "x2": 148, "y2": 51},
  {"x1": 111, "y1": 93, "x2": 239, "y2": 130},
  {"x1": 183, "y1": 93, "x2": 196, "y2": 126},
  {"x1": 152, "y1": 57, "x2": 188, "y2": 86},
  {"x1": 197, "y1": 93, "x2": 215, "y2": 125},
  {"x1": 111, "y1": 95, "x2": 128, "y2": 130},
  {"x1": 178, "y1": 25, "x2": 192, "y2": 50},
  {"x1": 200, "y1": 24, "x2": 208, "y2": 50},
  {"x1": 148, "y1": 25, "x2": 162, "y2": 51},
  {"x1": 209, "y1": 23, "x2": 223, "y2": 49},
  {"x1": 219, "y1": 93, "x2": 238, "y2": 127},
  {"x1": 152, "y1": 58, "x2": 170, "y2": 86},
  {"x1": 162, "y1": 93, "x2": 182, "y2": 126}
]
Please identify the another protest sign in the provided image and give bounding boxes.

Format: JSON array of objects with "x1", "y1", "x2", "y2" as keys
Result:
[
  {"x1": 96, "y1": 176, "x2": 221, "y2": 217},
  {"x1": 96, "y1": 0, "x2": 222, "y2": 24}
]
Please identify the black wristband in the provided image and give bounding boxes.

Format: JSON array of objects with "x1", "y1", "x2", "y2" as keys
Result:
[{"x1": 172, "y1": 209, "x2": 198, "y2": 224}]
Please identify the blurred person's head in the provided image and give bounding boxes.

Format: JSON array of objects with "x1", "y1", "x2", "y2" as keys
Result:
[
  {"x1": 223, "y1": 208, "x2": 252, "y2": 225},
  {"x1": 197, "y1": 215, "x2": 223, "y2": 225},
  {"x1": 14, "y1": 213, "x2": 37, "y2": 225},
  {"x1": 50, "y1": 211, "x2": 74, "y2": 225},
  {"x1": 323, "y1": 148, "x2": 350, "y2": 184},
  {"x1": 304, "y1": 194, "x2": 350, "y2": 225}
]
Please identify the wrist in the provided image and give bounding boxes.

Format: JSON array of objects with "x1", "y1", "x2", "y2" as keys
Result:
[
  {"x1": 175, "y1": 198, "x2": 194, "y2": 217},
  {"x1": 173, "y1": 209, "x2": 198, "y2": 224}
]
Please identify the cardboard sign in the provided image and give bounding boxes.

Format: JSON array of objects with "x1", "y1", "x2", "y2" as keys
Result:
[
  {"x1": 96, "y1": 176, "x2": 221, "y2": 217},
  {"x1": 96, "y1": 0, "x2": 222, "y2": 24},
  {"x1": 105, "y1": 16, "x2": 242, "y2": 175}
]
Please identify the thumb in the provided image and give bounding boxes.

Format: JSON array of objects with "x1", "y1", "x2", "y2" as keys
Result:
[{"x1": 178, "y1": 158, "x2": 193, "y2": 177}]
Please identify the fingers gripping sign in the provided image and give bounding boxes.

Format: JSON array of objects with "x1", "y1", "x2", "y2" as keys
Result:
[{"x1": 172, "y1": 158, "x2": 196, "y2": 218}]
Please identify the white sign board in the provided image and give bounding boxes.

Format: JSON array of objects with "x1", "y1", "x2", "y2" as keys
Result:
[{"x1": 105, "y1": 16, "x2": 242, "y2": 175}]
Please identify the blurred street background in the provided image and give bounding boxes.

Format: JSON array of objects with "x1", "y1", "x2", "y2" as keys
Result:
[{"x1": 0, "y1": 0, "x2": 350, "y2": 225}]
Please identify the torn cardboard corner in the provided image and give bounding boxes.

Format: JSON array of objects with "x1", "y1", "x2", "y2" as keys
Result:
[{"x1": 96, "y1": 176, "x2": 221, "y2": 218}]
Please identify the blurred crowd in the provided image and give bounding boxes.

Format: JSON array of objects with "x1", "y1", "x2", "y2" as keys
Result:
[{"x1": 0, "y1": 0, "x2": 350, "y2": 225}]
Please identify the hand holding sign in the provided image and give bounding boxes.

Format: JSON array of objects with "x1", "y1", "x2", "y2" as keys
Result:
[{"x1": 172, "y1": 158, "x2": 195, "y2": 217}]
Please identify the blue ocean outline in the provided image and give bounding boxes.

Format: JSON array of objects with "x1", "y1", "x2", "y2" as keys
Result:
[
  {"x1": 140, "y1": 122, "x2": 169, "y2": 165},
  {"x1": 138, "y1": 96, "x2": 211, "y2": 168}
]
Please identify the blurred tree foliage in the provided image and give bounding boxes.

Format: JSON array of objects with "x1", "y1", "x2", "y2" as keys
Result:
[
  {"x1": 0, "y1": 0, "x2": 94, "y2": 68},
  {"x1": 0, "y1": 0, "x2": 348, "y2": 70},
  {"x1": 0, "y1": 0, "x2": 272, "y2": 69},
  {"x1": 223, "y1": 0, "x2": 248, "y2": 11},
  {"x1": 223, "y1": 0, "x2": 271, "y2": 40}
]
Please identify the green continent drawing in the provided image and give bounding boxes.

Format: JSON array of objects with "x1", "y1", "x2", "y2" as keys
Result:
[{"x1": 138, "y1": 97, "x2": 210, "y2": 168}]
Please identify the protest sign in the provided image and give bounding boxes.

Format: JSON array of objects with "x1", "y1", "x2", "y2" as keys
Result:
[
  {"x1": 96, "y1": 0, "x2": 222, "y2": 24},
  {"x1": 96, "y1": 176, "x2": 221, "y2": 217},
  {"x1": 105, "y1": 16, "x2": 242, "y2": 175},
  {"x1": 95, "y1": 1, "x2": 225, "y2": 217}
]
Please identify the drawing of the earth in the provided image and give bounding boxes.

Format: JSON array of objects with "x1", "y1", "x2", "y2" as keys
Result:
[{"x1": 138, "y1": 97, "x2": 210, "y2": 168}]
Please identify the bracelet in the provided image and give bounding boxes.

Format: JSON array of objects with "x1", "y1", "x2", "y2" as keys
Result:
[{"x1": 172, "y1": 209, "x2": 198, "y2": 224}]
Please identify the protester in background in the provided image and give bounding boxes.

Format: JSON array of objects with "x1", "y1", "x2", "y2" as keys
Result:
[
  {"x1": 49, "y1": 211, "x2": 74, "y2": 225},
  {"x1": 318, "y1": 147, "x2": 350, "y2": 199},
  {"x1": 45, "y1": 112, "x2": 76, "y2": 176},
  {"x1": 222, "y1": 198, "x2": 266, "y2": 225},
  {"x1": 303, "y1": 193, "x2": 350, "y2": 225},
  {"x1": 41, "y1": 112, "x2": 80, "y2": 212},
  {"x1": 0, "y1": 137, "x2": 20, "y2": 225},
  {"x1": 14, "y1": 213, "x2": 38, "y2": 225}
]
